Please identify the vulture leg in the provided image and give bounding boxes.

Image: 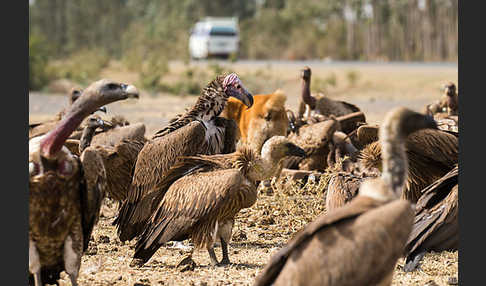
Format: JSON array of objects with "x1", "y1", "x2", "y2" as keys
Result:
[
  {"x1": 207, "y1": 247, "x2": 219, "y2": 266},
  {"x1": 403, "y1": 250, "x2": 426, "y2": 272},
  {"x1": 69, "y1": 276, "x2": 79, "y2": 286},
  {"x1": 327, "y1": 142, "x2": 336, "y2": 168},
  {"x1": 220, "y1": 238, "x2": 230, "y2": 265},
  {"x1": 29, "y1": 239, "x2": 42, "y2": 286},
  {"x1": 63, "y1": 234, "x2": 81, "y2": 286},
  {"x1": 218, "y1": 219, "x2": 233, "y2": 265},
  {"x1": 33, "y1": 273, "x2": 42, "y2": 286}
]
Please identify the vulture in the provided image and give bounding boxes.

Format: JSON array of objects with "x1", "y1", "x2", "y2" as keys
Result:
[
  {"x1": 29, "y1": 88, "x2": 107, "y2": 139},
  {"x1": 221, "y1": 89, "x2": 289, "y2": 154},
  {"x1": 115, "y1": 73, "x2": 253, "y2": 242},
  {"x1": 283, "y1": 117, "x2": 339, "y2": 172},
  {"x1": 284, "y1": 114, "x2": 362, "y2": 173},
  {"x1": 424, "y1": 82, "x2": 458, "y2": 117},
  {"x1": 253, "y1": 107, "x2": 438, "y2": 286},
  {"x1": 443, "y1": 82, "x2": 458, "y2": 116},
  {"x1": 403, "y1": 165, "x2": 458, "y2": 272},
  {"x1": 77, "y1": 116, "x2": 146, "y2": 202},
  {"x1": 297, "y1": 66, "x2": 361, "y2": 121},
  {"x1": 359, "y1": 127, "x2": 458, "y2": 203},
  {"x1": 29, "y1": 79, "x2": 139, "y2": 286},
  {"x1": 130, "y1": 136, "x2": 306, "y2": 267}
]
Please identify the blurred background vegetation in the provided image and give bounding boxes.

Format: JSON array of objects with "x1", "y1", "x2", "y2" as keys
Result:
[{"x1": 29, "y1": 0, "x2": 458, "y2": 92}]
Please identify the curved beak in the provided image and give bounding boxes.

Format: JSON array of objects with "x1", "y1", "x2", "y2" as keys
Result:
[
  {"x1": 231, "y1": 87, "x2": 253, "y2": 108},
  {"x1": 98, "y1": 118, "x2": 113, "y2": 131},
  {"x1": 122, "y1": 84, "x2": 140, "y2": 99}
]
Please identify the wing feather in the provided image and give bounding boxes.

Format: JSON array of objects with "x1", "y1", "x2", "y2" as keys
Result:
[
  {"x1": 135, "y1": 169, "x2": 247, "y2": 252},
  {"x1": 79, "y1": 147, "x2": 107, "y2": 251},
  {"x1": 116, "y1": 121, "x2": 208, "y2": 241}
]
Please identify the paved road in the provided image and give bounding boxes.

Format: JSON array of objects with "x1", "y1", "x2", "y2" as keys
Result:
[{"x1": 176, "y1": 59, "x2": 458, "y2": 69}]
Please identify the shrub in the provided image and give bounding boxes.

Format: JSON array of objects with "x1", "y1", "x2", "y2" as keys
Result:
[
  {"x1": 29, "y1": 34, "x2": 50, "y2": 90},
  {"x1": 48, "y1": 49, "x2": 110, "y2": 85}
]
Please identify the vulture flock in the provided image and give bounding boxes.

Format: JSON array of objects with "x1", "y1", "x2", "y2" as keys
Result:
[{"x1": 28, "y1": 67, "x2": 459, "y2": 286}]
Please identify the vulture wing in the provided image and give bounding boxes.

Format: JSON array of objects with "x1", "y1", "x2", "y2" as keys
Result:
[
  {"x1": 79, "y1": 147, "x2": 107, "y2": 251},
  {"x1": 134, "y1": 169, "x2": 252, "y2": 260},
  {"x1": 405, "y1": 165, "x2": 458, "y2": 257},
  {"x1": 254, "y1": 196, "x2": 382, "y2": 286},
  {"x1": 115, "y1": 121, "x2": 208, "y2": 241},
  {"x1": 90, "y1": 122, "x2": 147, "y2": 147},
  {"x1": 87, "y1": 139, "x2": 146, "y2": 202},
  {"x1": 404, "y1": 129, "x2": 458, "y2": 202}
]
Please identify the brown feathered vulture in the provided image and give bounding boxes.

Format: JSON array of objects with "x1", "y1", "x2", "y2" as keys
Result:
[
  {"x1": 297, "y1": 66, "x2": 361, "y2": 121},
  {"x1": 29, "y1": 88, "x2": 107, "y2": 139},
  {"x1": 283, "y1": 117, "x2": 340, "y2": 172},
  {"x1": 115, "y1": 73, "x2": 253, "y2": 242},
  {"x1": 29, "y1": 79, "x2": 139, "y2": 286},
  {"x1": 403, "y1": 164, "x2": 458, "y2": 272},
  {"x1": 129, "y1": 136, "x2": 306, "y2": 267},
  {"x1": 443, "y1": 82, "x2": 458, "y2": 116},
  {"x1": 253, "y1": 107, "x2": 437, "y2": 286},
  {"x1": 77, "y1": 116, "x2": 146, "y2": 203},
  {"x1": 359, "y1": 127, "x2": 458, "y2": 203}
]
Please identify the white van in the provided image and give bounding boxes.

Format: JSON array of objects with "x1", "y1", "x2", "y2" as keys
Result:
[{"x1": 188, "y1": 17, "x2": 239, "y2": 60}]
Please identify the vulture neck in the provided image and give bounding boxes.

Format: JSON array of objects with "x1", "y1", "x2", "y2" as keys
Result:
[
  {"x1": 190, "y1": 77, "x2": 228, "y2": 122},
  {"x1": 40, "y1": 112, "x2": 86, "y2": 158},
  {"x1": 301, "y1": 77, "x2": 316, "y2": 110},
  {"x1": 78, "y1": 125, "x2": 98, "y2": 154},
  {"x1": 379, "y1": 121, "x2": 408, "y2": 198},
  {"x1": 255, "y1": 144, "x2": 285, "y2": 181}
]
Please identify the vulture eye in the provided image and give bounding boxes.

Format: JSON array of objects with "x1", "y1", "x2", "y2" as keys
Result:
[
  {"x1": 29, "y1": 162, "x2": 39, "y2": 176},
  {"x1": 58, "y1": 160, "x2": 73, "y2": 177},
  {"x1": 107, "y1": 83, "x2": 119, "y2": 90}
]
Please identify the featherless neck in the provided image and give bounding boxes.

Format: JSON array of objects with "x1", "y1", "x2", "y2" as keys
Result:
[
  {"x1": 79, "y1": 125, "x2": 98, "y2": 153},
  {"x1": 301, "y1": 77, "x2": 315, "y2": 109},
  {"x1": 379, "y1": 122, "x2": 408, "y2": 198},
  {"x1": 40, "y1": 112, "x2": 85, "y2": 158}
]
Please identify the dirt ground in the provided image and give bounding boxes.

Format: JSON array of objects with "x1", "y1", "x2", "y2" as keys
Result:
[{"x1": 29, "y1": 61, "x2": 458, "y2": 286}]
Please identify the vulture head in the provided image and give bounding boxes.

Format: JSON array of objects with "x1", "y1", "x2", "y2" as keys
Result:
[
  {"x1": 69, "y1": 88, "x2": 107, "y2": 114},
  {"x1": 85, "y1": 115, "x2": 113, "y2": 131},
  {"x1": 300, "y1": 66, "x2": 316, "y2": 109},
  {"x1": 69, "y1": 88, "x2": 82, "y2": 105},
  {"x1": 301, "y1": 66, "x2": 311, "y2": 81},
  {"x1": 261, "y1": 136, "x2": 306, "y2": 163},
  {"x1": 221, "y1": 73, "x2": 253, "y2": 108},
  {"x1": 380, "y1": 107, "x2": 438, "y2": 142},
  {"x1": 444, "y1": 82, "x2": 457, "y2": 98},
  {"x1": 39, "y1": 79, "x2": 139, "y2": 159}
]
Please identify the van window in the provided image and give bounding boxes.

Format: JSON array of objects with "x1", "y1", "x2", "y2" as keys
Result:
[{"x1": 209, "y1": 26, "x2": 237, "y2": 37}]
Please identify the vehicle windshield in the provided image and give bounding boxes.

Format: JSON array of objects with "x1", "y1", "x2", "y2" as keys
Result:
[{"x1": 209, "y1": 26, "x2": 237, "y2": 36}]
